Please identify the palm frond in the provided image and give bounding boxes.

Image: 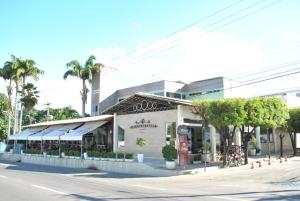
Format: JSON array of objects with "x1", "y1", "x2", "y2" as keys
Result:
[{"x1": 63, "y1": 69, "x2": 77, "y2": 79}]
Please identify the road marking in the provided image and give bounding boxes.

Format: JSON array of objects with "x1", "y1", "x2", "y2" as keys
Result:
[
  {"x1": 130, "y1": 184, "x2": 166, "y2": 191},
  {"x1": 209, "y1": 196, "x2": 248, "y2": 201},
  {"x1": 31, "y1": 184, "x2": 68, "y2": 195},
  {"x1": 0, "y1": 163, "x2": 16, "y2": 167},
  {"x1": 0, "y1": 175, "x2": 8, "y2": 179}
]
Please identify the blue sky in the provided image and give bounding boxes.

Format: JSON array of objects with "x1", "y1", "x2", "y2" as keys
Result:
[{"x1": 1, "y1": 0, "x2": 300, "y2": 113}]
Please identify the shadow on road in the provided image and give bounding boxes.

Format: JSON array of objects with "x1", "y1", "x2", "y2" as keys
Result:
[
  {"x1": 77, "y1": 190, "x2": 300, "y2": 200},
  {"x1": 0, "y1": 160, "x2": 150, "y2": 179}
]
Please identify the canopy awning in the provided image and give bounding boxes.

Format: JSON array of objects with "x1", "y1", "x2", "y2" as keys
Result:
[
  {"x1": 8, "y1": 126, "x2": 46, "y2": 140},
  {"x1": 60, "y1": 121, "x2": 107, "y2": 141},
  {"x1": 27, "y1": 125, "x2": 63, "y2": 141},
  {"x1": 42, "y1": 123, "x2": 82, "y2": 141}
]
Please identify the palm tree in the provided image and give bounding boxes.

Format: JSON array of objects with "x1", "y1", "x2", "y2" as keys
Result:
[
  {"x1": 63, "y1": 55, "x2": 103, "y2": 117},
  {"x1": 20, "y1": 83, "x2": 39, "y2": 113},
  {"x1": 17, "y1": 59, "x2": 44, "y2": 130},
  {"x1": 1, "y1": 55, "x2": 44, "y2": 134},
  {"x1": 0, "y1": 55, "x2": 20, "y2": 136}
]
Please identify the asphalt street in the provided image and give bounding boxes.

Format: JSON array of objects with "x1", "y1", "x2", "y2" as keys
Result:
[{"x1": 0, "y1": 157, "x2": 299, "y2": 201}]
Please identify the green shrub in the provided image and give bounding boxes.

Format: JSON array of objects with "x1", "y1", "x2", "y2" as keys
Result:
[
  {"x1": 117, "y1": 153, "x2": 125, "y2": 159},
  {"x1": 47, "y1": 150, "x2": 59, "y2": 156},
  {"x1": 136, "y1": 138, "x2": 146, "y2": 148},
  {"x1": 65, "y1": 150, "x2": 81, "y2": 157},
  {"x1": 162, "y1": 145, "x2": 177, "y2": 161},
  {"x1": 107, "y1": 152, "x2": 116, "y2": 158},
  {"x1": 23, "y1": 149, "x2": 41, "y2": 155},
  {"x1": 125, "y1": 153, "x2": 134, "y2": 159}
]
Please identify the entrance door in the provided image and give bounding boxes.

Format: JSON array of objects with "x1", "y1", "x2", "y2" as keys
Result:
[{"x1": 188, "y1": 127, "x2": 203, "y2": 154}]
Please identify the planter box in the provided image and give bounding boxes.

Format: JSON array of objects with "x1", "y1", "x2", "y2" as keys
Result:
[
  {"x1": 165, "y1": 161, "x2": 176, "y2": 169},
  {"x1": 202, "y1": 153, "x2": 210, "y2": 162}
]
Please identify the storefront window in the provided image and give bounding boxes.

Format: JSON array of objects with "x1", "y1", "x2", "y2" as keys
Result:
[
  {"x1": 166, "y1": 122, "x2": 176, "y2": 146},
  {"x1": 118, "y1": 126, "x2": 125, "y2": 147}
]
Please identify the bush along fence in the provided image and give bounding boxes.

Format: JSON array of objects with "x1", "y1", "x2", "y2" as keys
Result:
[{"x1": 21, "y1": 149, "x2": 134, "y2": 162}]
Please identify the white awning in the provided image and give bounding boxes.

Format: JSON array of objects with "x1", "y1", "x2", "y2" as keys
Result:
[
  {"x1": 27, "y1": 125, "x2": 63, "y2": 141},
  {"x1": 42, "y1": 123, "x2": 82, "y2": 141},
  {"x1": 8, "y1": 126, "x2": 46, "y2": 140},
  {"x1": 60, "y1": 121, "x2": 107, "y2": 141}
]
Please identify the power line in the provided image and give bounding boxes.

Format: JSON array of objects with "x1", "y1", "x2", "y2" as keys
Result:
[
  {"x1": 196, "y1": 67, "x2": 300, "y2": 97},
  {"x1": 103, "y1": 0, "x2": 246, "y2": 68},
  {"x1": 104, "y1": 0, "x2": 281, "y2": 73}
]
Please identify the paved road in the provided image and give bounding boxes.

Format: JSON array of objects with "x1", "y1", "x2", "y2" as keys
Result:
[{"x1": 0, "y1": 157, "x2": 299, "y2": 201}]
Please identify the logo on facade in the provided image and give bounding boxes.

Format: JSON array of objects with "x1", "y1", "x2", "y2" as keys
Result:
[{"x1": 130, "y1": 119, "x2": 158, "y2": 129}]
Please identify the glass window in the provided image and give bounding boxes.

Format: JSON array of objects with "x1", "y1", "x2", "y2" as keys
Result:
[
  {"x1": 166, "y1": 122, "x2": 176, "y2": 146},
  {"x1": 260, "y1": 128, "x2": 274, "y2": 143},
  {"x1": 118, "y1": 126, "x2": 125, "y2": 147},
  {"x1": 154, "y1": 92, "x2": 164, "y2": 96}
]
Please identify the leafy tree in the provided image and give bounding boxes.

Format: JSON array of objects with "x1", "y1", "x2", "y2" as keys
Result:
[
  {"x1": 240, "y1": 98, "x2": 266, "y2": 164},
  {"x1": 205, "y1": 98, "x2": 246, "y2": 165},
  {"x1": 22, "y1": 107, "x2": 81, "y2": 126},
  {"x1": 260, "y1": 97, "x2": 289, "y2": 159},
  {"x1": 286, "y1": 108, "x2": 300, "y2": 156},
  {"x1": 63, "y1": 55, "x2": 103, "y2": 117},
  {"x1": 0, "y1": 93, "x2": 9, "y2": 140}
]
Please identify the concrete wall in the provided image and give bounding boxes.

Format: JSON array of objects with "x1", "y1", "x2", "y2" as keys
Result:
[
  {"x1": 115, "y1": 110, "x2": 177, "y2": 158},
  {"x1": 0, "y1": 153, "x2": 176, "y2": 176}
]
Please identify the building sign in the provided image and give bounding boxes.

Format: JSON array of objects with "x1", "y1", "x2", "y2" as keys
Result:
[
  {"x1": 177, "y1": 125, "x2": 188, "y2": 135},
  {"x1": 130, "y1": 119, "x2": 158, "y2": 129}
]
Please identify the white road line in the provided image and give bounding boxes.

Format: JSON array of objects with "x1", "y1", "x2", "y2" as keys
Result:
[
  {"x1": 31, "y1": 184, "x2": 68, "y2": 195},
  {"x1": 0, "y1": 175, "x2": 8, "y2": 179},
  {"x1": 130, "y1": 184, "x2": 166, "y2": 191},
  {"x1": 209, "y1": 196, "x2": 248, "y2": 201},
  {"x1": 0, "y1": 163, "x2": 16, "y2": 167}
]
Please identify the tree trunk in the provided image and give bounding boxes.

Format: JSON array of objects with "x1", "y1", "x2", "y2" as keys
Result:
[
  {"x1": 279, "y1": 134, "x2": 284, "y2": 157},
  {"x1": 13, "y1": 84, "x2": 19, "y2": 135},
  {"x1": 289, "y1": 132, "x2": 297, "y2": 156},
  {"x1": 18, "y1": 77, "x2": 25, "y2": 132},
  {"x1": 267, "y1": 128, "x2": 271, "y2": 159},
  {"x1": 81, "y1": 79, "x2": 86, "y2": 117}
]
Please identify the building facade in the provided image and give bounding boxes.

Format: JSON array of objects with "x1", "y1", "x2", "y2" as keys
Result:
[{"x1": 94, "y1": 77, "x2": 245, "y2": 115}]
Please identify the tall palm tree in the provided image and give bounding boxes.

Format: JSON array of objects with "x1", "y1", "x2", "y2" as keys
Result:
[
  {"x1": 63, "y1": 55, "x2": 103, "y2": 117},
  {"x1": 17, "y1": 59, "x2": 44, "y2": 130},
  {"x1": 20, "y1": 83, "x2": 39, "y2": 113},
  {"x1": 0, "y1": 55, "x2": 19, "y2": 136}
]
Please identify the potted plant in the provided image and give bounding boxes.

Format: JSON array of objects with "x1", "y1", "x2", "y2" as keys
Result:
[
  {"x1": 249, "y1": 136, "x2": 257, "y2": 156},
  {"x1": 136, "y1": 138, "x2": 146, "y2": 163},
  {"x1": 162, "y1": 145, "x2": 177, "y2": 169},
  {"x1": 201, "y1": 142, "x2": 211, "y2": 162}
]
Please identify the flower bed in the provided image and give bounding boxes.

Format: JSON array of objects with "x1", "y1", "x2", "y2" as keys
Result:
[
  {"x1": 86, "y1": 151, "x2": 134, "y2": 161},
  {"x1": 23, "y1": 149, "x2": 41, "y2": 155}
]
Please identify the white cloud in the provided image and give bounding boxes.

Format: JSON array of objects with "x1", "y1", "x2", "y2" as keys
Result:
[
  {"x1": 97, "y1": 28, "x2": 263, "y2": 101},
  {"x1": 283, "y1": 32, "x2": 300, "y2": 41},
  {"x1": 132, "y1": 22, "x2": 142, "y2": 30},
  {"x1": 4, "y1": 28, "x2": 285, "y2": 113}
]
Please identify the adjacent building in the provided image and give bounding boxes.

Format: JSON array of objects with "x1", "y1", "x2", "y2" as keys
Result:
[{"x1": 94, "y1": 77, "x2": 246, "y2": 115}]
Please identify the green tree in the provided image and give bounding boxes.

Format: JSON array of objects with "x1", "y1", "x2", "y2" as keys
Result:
[
  {"x1": 205, "y1": 98, "x2": 246, "y2": 165},
  {"x1": 22, "y1": 107, "x2": 81, "y2": 126},
  {"x1": 63, "y1": 55, "x2": 103, "y2": 117},
  {"x1": 20, "y1": 83, "x2": 40, "y2": 113},
  {"x1": 17, "y1": 58, "x2": 44, "y2": 131},
  {"x1": 240, "y1": 97, "x2": 266, "y2": 164},
  {"x1": 260, "y1": 97, "x2": 289, "y2": 159},
  {"x1": 0, "y1": 93, "x2": 9, "y2": 140},
  {"x1": 286, "y1": 108, "x2": 300, "y2": 156}
]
